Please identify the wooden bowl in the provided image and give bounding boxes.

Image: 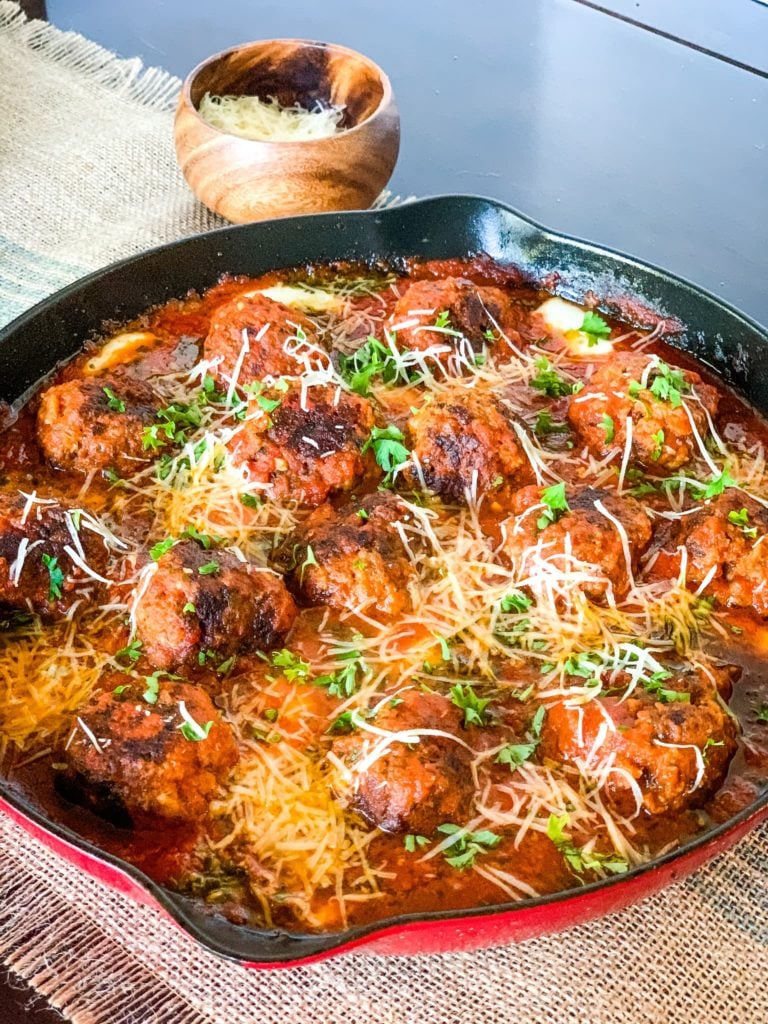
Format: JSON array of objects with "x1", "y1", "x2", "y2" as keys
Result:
[{"x1": 174, "y1": 39, "x2": 400, "y2": 223}]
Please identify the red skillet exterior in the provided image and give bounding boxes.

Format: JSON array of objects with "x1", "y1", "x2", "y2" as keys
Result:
[{"x1": 3, "y1": 792, "x2": 766, "y2": 965}]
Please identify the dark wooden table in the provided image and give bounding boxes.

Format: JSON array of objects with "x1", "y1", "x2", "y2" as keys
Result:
[{"x1": 4, "y1": 1, "x2": 768, "y2": 1021}]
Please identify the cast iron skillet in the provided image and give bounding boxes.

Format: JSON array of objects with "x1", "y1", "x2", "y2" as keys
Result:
[{"x1": 1, "y1": 196, "x2": 767, "y2": 966}]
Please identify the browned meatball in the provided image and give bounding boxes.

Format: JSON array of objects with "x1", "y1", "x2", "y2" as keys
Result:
[
  {"x1": 392, "y1": 277, "x2": 534, "y2": 353},
  {"x1": 204, "y1": 293, "x2": 325, "y2": 387},
  {"x1": 280, "y1": 492, "x2": 415, "y2": 616},
  {"x1": 502, "y1": 485, "x2": 652, "y2": 600},
  {"x1": 539, "y1": 666, "x2": 738, "y2": 816},
  {"x1": 135, "y1": 540, "x2": 297, "y2": 671},
  {"x1": 331, "y1": 690, "x2": 475, "y2": 834},
  {"x1": 37, "y1": 374, "x2": 159, "y2": 476},
  {"x1": 567, "y1": 352, "x2": 719, "y2": 470},
  {"x1": 406, "y1": 388, "x2": 527, "y2": 503},
  {"x1": 671, "y1": 491, "x2": 768, "y2": 615},
  {"x1": 62, "y1": 679, "x2": 238, "y2": 822},
  {"x1": 0, "y1": 491, "x2": 108, "y2": 617},
  {"x1": 227, "y1": 382, "x2": 377, "y2": 507}
]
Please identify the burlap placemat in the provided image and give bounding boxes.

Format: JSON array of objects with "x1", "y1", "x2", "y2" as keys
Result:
[{"x1": 0, "y1": 3, "x2": 766, "y2": 1021}]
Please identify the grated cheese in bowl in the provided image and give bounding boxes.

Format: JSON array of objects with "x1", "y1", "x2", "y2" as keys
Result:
[{"x1": 198, "y1": 92, "x2": 347, "y2": 142}]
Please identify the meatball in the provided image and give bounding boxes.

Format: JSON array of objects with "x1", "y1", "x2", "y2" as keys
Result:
[
  {"x1": 331, "y1": 690, "x2": 475, "y2": 834},
  {"x1": 392, "y1": 277, "x2": 532, "y2": 354},
  {"x1": 227, "y1": 382, "x2": 377, "y2": 507},
  {"x1": 406, "y1": 388, "x2": 527, "y2": 503},
  {"x1": 539, "y1": 667, "x2": 738, "y2": 816},
  {"x1": 502, "y1": 485, "x2": 652, "y2": 600},
  {"x1": 0, "y1": 491, "x2": 108, "y2": 617},
  {"x1": 135, "y1": 540, "x2": 297, "y2": 671},
  {"x1": 671, "y1": 491, "x2": 768, "y2": 615},
  {"x1": 279, "y1": 492, "x2": 415, "y2": 616},
  {"x1": 37, "y1": 374, "x2": 159, "y2": 476},
  {"x1": 62, "y1": 679, "x2": 238, "y2": 823},
  {"x1": 567, "y1": 352, "x2": 719, "y2": 470},
  {"x1": 204, "y1": 292, "x2": 325, "y2": 388}
]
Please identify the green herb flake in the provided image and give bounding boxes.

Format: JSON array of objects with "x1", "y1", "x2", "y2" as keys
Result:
[
  {"x1": 651, "y1": 429, "x2": 665, "y2": 462},
  {"x1": 530, "y1": 357, "x2": 574, "y2": 398},
  {"x1": 198, "y1": 560, "x2": 220, "y2": 576},
  {"x1": 150, "y1": 537, "x2": 175, "y2": 561},
  {"x1": 699, "y1": 468, "x2": 737, "y2": 500},
  {"x1": 533, "y1": 411, "x2": 570, "y2": 436},
  {"x1": 648, "y1": 361, "x2": 691, "y2": 409},
  {"x1": 500, "y1": 590, "x2": 532, "y2": 613},
  {"x1": 756, "y1": 703, "x2": 768, "y2": 723},
  {"x1": 299, "y1": 544, "x2": 318, "y2": 582},
  {"x1": 536, "y1": 481, "x2": 570, "y2": 531},
  {"x1": 436, "y1": 823, "x2": 502, "y2": 869},
  {"x1": 102, "y1": 386, "x2": 126, "y2": 413},
  {"x1": 581, "y1": 311, "x2": 611, "y2": 345},
  {"x1": 600, "y1": 413, "x2": 615, "y2": 444},
  {"x1": 404, "y1": 834, "x2": 430, "y2": 853},
  {"x1": 450, "y1": 683, "x2": 491, "y2": 727},
  {"x1": 115, "y1": 637, "x2": 143, "y2": 665},
  {"x1": 179, "y1": 717, "x2": 214, "y2": 742},
  {"x1": 547, "y1": 813, "x2": 628, "y2": 877},
  {"x1": 271, "y1": 649, "x2": 311, "y2": 682},
  {"x1": 239, "y1": 493, "x2": 262, "y2": 509},
  {"x1": 728, "y1": 507, "x2": 758, "y2": 540},
  {"x1": 362, "y1": 425, "x2": 410, "y2": 486},
  {"x1": 41, "y1": 553, "x2": 64, "y2": 602},
  {"x1": 182, "y1": 602, "x2": 197, "y2": 615}
]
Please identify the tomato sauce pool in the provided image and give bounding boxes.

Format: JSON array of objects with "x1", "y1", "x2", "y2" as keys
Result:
[{"x1": 1, "y1": 258, "x2": 767, "y2": 934}]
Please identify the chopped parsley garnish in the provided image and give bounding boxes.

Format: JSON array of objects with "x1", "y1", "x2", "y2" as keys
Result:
[
  {"x1": 600, "y1": 413, "x2": 615, "y2": 444},
  {"x1": 178, "y1": 713, "x2": 213, "y2": 743},
  {"x1": 500, "y1": 590, "x2": 532, "y2": 613},
  {"x1": 264, "y1": 707, "x2": 278, "y2": 722},
  {"x1": 339, "y1": 335, "x2": 402, "y2": 396},
  {"x1": 450, "y1": 683, "x2": 491, "y2": 727},
  {"x1": 198, "y1": 560, "x2": 220, "y2": 575},
  {"x1": 483, "y1": 328, "x2": 496, "y2": 342},
  {"x1": 182, "y1": 602, "x2": 197, "y2": 614},
  {"x1": 404, "y1": 834, "x2": 430, "y2": 853},
  {"x1": 643, "y1": 669, "x2": 690, "y2": 704},
  {"x1": 142, "y1": 402, "x2": 202, "y2": 450},
  {"x1": 434, "y1": 310, "x2": 456, "y2": 331},
  {"x1": 149, "y1": 536, "x2": 175, "y2": 561},
  {"x1": 41, "y1": 553, "x2": 64, "y2": 601},
  {"x1": 536, "y1": 481, "x2": 570, "y2": 531},
  {"x1": 495, "y1": 705, "x2": 546, "y2": 772},
  {"x1": 727, "y1": 507, "x2": 758, "y2": 539},
  {"x1": 315, "y1": 650, "x2": 367, "y2": 699},
  {"x1": 299, "y1": 544, "x2": 317, "y2": 582},
  {"x1": 581, "y1": 311, "x2": 611, "y2": 346},
  {"x1": 115, "y1": 637, "x2": 142, "y2": 665},
  {"x1": 240, "y1": 492, "x2": 262, "y2": 509},
  {"x1": 102, "y1": 386, "x2": 126, "y2": 413},
  {"x1": 181, "y1": 525, "x2": 222, "y2": 549},
  {"x1": 530, "y1": 357, "x2": 574, "y2": 398},
  {"x1": 271, "y1": 649, "x2": 311, "y2": 682},
  {"x1": 112, "y1": 684, "x2": 130, "y2": 695},
  {"x1": 651, "y1": 429, "x2": 665, "y2": 462},
  {"x1": 356, "y1": 507, "x2": 369, "y2": 520},
  {"x1": 142, "y1": 670, "x2": 165, "y2": 705},
  {"x1": 103, "y1": 467, "x2": 125, "y2": 487},
  {"x1": 547, "y1": 813, "x2": 628, "y2": 877},
  {"x1": 533, "y1": 411, "x2": 569, "y2": 436},
  {"x1": 647, "y1": 360, "x2": 691, "y2": 408},
  {"x1": 756, "y1": 703, "x2": 768, "y2": 723},
  {"x1": 699, "y1": 468, "x2": 736, "y2": 500},
  {"x1": 436, "y1": 824, "x2": 502, "y2": 869},
  {"x1": 362, "y1": 424, "x2": 410, "y2": 486}
]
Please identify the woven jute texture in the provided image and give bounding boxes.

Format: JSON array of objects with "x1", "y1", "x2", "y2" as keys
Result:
[{"x1": 0, "y1": 3, "x2": 767, "y2": 1022}]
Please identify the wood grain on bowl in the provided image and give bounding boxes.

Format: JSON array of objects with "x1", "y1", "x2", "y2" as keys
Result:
[{"x1": 174, "y1": 39, "x2": 400, "y2": 223}]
